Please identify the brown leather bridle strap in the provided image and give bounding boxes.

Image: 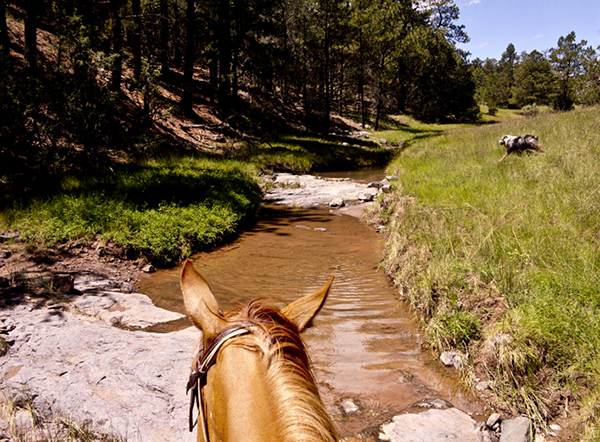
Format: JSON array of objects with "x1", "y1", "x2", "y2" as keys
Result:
[{"x1": 187, "y1": 323, "x2": 254, "y2": 441}]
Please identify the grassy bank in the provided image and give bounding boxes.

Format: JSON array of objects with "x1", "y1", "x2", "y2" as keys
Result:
[
  {"x1": 1, "y1": 156, "x2": 262, "y2": 266},
  {"x1": 0, "y1": 130, "x2": 391, "y2": 266},
  {"x1": 374, "y1": 106, "x2": 600, "y2": 436},
  {"x1": 232, "y1": 133, "x2": 393, "y2": 173}
]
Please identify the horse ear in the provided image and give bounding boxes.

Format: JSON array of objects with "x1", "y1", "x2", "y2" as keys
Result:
[
  {"x1": 282, "y1": 276, "x2": 334, "y2": 332},
  {"x1": 180, "y1": 260, "x2": 227, "y2": 338}
]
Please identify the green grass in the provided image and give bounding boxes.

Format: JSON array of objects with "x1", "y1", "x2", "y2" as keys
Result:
[
  {"x1": 1, "y1": 128, "x2": 392, "y2": 266},
  {"x1": 373, "y1": 114, "x2": 471, "y2": 148},
  {"x1": 375, "y1": 106, "x2": 600, "y2": 433},
  {"x1": 232, "y1": 133, "x2": 393, "y2": 173},
  {"x1": 372, "y1": 107, "x2": 545, "y2": 149},
  {"x1": 1, "y1": 156, "x2": 262, "y2": 266}
]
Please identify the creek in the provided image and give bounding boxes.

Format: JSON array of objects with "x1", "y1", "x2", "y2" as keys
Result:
[{"x1": 139, "y1": 172, "x2": 485, "y2": 437}]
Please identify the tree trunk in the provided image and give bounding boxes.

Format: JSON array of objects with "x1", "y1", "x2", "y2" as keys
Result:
[
  {"x1": 110, "y1": 0, "x2": 123, "y2": 92},
  {"x1": 209, "y1": 55, "x2": 218, "y2": 101},
  {"x1": 143, "y1": 79, "x2": 151, "y2": 127},
  {"x1": 181, "y1": 0, "x2": 196, "y2": 115},
  {"x1": 338, "y1": 52, "x2": 344, "y2": 116},
  {"x1": 282, "y1": 8, "x2": 289, "y2": 101},
  {"x1": 303, "y1": 80, "x2": 310, "y2": 131},
  {"x1": 231, "y1": 46, "x2": 238, "y2": 101},
  {"x1": 132, "y1": 0, "x2": 142, "y2": 81},
  {"x1": 24, "y1": 0, "x2": 39, "y2": 73},
  {"x1": 374, "y1": 53, "x2": 385, "y2": 131},
  {"x1": 374, "y1": 80, "x2": 383, "y2": 130},
  {"x1": 322, "y1": 3, "x2": 331, "y2": 131},
  {"x1": 358, "y1": 29, "x2": 366, "y2": 128},
  {"x1": 0, "y1": 0, "x2": 9, "y2": 56},
  {"x1": 160, "y1": 0, "x2": 170, "y2": 79},
  {"x1": 217, "y1": 0, "x2": 231, "y2": 113}
]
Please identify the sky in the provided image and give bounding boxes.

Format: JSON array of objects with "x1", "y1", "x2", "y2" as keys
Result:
[{"x1": 455, "y1": 0, "x2": 600, "y2": 61}]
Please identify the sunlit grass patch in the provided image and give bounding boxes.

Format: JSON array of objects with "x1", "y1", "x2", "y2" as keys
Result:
[
  {"x1": 1, "y1": 156, "x2": 263, "y2": 266},
  {"x1": 376, "y1": 106, "x2": 600, "y2": 430},
  {"x1": 233, "y1": 133, "x2": 393, "y2": 173},
  {"x1": 372, "y1": 109, "x2": 510, "y2": 149}
]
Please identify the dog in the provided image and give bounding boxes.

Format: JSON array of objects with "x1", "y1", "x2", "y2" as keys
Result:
[{"x1": 498, "y1": 135, "x2": 544, "y2": 162}]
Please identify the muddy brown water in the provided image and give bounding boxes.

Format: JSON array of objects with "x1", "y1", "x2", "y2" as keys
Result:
[{"x1": 140, "y1": 201, "x2": 485, "y2": 437}]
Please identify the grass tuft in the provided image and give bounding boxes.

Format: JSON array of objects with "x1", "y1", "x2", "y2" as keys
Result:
[{"x1": 1, "y1": 386, "x2": 126, "y2": 441}]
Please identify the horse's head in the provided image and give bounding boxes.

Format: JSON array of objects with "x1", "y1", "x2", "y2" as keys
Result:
[{"x1": 180, "y1": 260, "x2": 338, "y2": 442}]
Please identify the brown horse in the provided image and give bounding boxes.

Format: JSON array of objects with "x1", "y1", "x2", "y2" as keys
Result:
[{"x1": 181, "y1": 260, "x2": 339, "y2": 442}]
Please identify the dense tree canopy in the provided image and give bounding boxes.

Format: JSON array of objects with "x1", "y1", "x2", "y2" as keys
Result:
[
  {"x1": 511, "y1": 50, "x2": 554, "y2": 107},
  {"x1": 473, "y1": 33, "x2": 600, "y2": 112},
  {"x1": 0, "y1": 0, "x2": 484, "y2": 199},
  {"x1": 1, "y1": 0, "x2": 478, "y2": 129}
]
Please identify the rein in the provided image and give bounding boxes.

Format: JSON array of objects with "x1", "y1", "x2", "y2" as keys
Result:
[{"x1": 187, "y1": 322, "x2": 254, "y2": 441}]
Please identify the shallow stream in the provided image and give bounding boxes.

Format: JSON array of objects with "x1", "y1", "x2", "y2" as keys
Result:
[{"x1": 139, "y1": 173, "x2": 485, "y2": 437}]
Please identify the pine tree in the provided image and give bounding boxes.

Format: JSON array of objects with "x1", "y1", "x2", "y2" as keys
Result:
[
  {"x1": 576, "y1": 45, "x2": 600, "y2": 105},
  {"x1": 549, "y1": 31, "x2": 586, "y2": 110},
  {"x1": 182, "y1": 0, "x2": 196, "y2": 115},
  {"x1": 24, "y1": 0, "x2": 40, "y2": 73},
  {"x1": 109, "y1": 0, "x2": 123, "y2": 92},
  {"x1": 511, "y1": 50, "x2": 553, "y2": 107},
  {"x1": 422, "y1": 0, "x2": 469, "y2": 44},
  {"x1": 497, "y1": 43, "x2": 517, "y2": 107},
  {"x1": 0, "y1": 0, "x2": 9, "y2": 56},
  {"x1": 131, "y1": 0, "x2": 142, "y2": 81}
]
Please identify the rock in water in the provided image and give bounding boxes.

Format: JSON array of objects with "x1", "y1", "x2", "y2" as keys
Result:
[
  {"x1": 380, "y1": 408, "x2": 482, "y2": 442},
  {"x1": 440, "y1": 350, "x2": 464, "y2": 369},
  {"x1": 329, "y1": 198, "x2": 345, "y2": 207},
  {"x1": 500, "y1": 417, "x2": 531, "y2": 442}
]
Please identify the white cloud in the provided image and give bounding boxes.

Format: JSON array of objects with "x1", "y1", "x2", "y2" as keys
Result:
[{"x1": 468, "y1": 0, "x2": 482, "y2": 4}]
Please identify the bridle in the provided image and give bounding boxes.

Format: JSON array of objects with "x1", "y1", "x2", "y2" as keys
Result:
[{"x1": 187, "y1": 322, "x2": 255, "y2": 442}]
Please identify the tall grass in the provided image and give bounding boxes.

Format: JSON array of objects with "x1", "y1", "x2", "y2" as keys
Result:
[
  {"x1": 376, "y1": 107, "x2": 600, "y2": 433},
  {"x1": 1, "y1": 156, "x2": 262, "y2": 265}
]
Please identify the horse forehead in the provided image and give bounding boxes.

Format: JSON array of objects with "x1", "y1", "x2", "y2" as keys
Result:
[
  {"x1": 214, "y1": 335, "x2": 271, "y2": 376},
  {"x1": 206, "y1": 338, "x2": 280, "y2": 440}
]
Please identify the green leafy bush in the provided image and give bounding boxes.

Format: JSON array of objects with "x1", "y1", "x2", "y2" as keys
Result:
[{"x1": 521, "y1": 104, "x2": 540, "y2": 117}]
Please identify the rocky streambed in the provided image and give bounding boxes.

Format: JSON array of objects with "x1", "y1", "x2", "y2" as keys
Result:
[
  {"x1": 0, "y1": 174, "x2": 534, "y2": 442},
  {"x1": 0, "y1": 273, "x2": 197, "y2": 441}
]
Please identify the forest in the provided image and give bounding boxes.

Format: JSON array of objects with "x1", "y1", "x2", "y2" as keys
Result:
[
  {"x1": 3, "y1": 2, "x2": 600, "y2": 436},
  {"x1": 0, "y1": 0, "x2": 478, "y2": 195},
  {"x1": 473, "y1": 34, "x2": 600, "y2": 114},
  {"x1": 1, "y1": 0, "x2": 600, "y2": 203}
]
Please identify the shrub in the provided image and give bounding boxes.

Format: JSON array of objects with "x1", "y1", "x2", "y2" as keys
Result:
[{"x1": 521, "y1": 104, "x2": 540, "y2": 117}]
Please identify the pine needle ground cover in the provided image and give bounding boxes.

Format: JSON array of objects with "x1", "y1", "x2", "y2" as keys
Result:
[{"x1": 375, "y1": 106, "x2": 600, "y2": 437}]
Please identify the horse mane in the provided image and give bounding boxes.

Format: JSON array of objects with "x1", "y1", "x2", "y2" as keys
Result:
[{"x1": 224, "y1": 299, "x2": 338, "y2": 442}]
